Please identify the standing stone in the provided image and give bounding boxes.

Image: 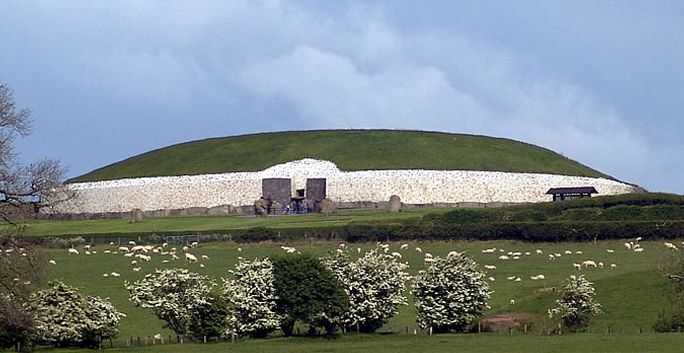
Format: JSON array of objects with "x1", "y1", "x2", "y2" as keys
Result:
[
  {"x1": 131, "y1": 208, "x2": 144, "y2": 222},
  {"x1": 387, "y1": 195, "x2": 402, "y2": 213},
  {"x1": 319, "y1": 198, "x2": 337, "y2": 215}
]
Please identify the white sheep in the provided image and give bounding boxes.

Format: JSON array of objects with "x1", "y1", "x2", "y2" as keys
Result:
[
  {"x1": 68, "y1": 248, "x2": 79, "y2": 255},
  {"x1": 582, "y1": 260, "x2": 597, "y2": 268},
  {"x1": 488, "y1": 277, "x2": 496, "y2": 282},
  {"x1": 447, "y1": 250, "x2": 460, "y2": 257},
  {"x1": 573, "y1": 263, "x2": 582, "y2": 270},
  {"x1": 507, "y1": 276, "x2": 517, "y2": 281},
  {"x1": 610, "y1": 263, "x2": 617, "y2": 269},
  {"x1": 530, "y1": 274, "x2": 545, "y2": 280},
  {"x1": 400, "y1": 243, "x2": 408, "y2": 250},
  {"x1": 484, "y1": 265, "x2": 497, "y2": 270},
  {"x1": 424, "y1": 252, "x2": 433, "y2": 258},
  {"x1": 664, "y1": 242, "x2": 679, "y2": 251},
  {"x1": 185, "y1": 253, "x2": 198, "y2": 262},
  {"x1": 392, "y1": 252, "x2": 402, "y2": 258},
  {"x1": 606, "y1": 249, "x2": 614, "y2": 253},
  {"x1": 535, "y1": 249, "x2": 543, "y2": 255},
  {"x1": 514, "y1": 277, "x2": 522, "y2": 282},
  {"x1": 634, "y1": 247, "x2": 644, "y2": 253},
  {"x1": 624, "y1": 242, "x2": 632, "y2": 250},
  {"x1": 110, "y1": 272, "x2": 120, "y2": 277},
  {"x1": 598, "y1": 262, "x2": 604, "y2": 269},
  {"x1": 498, "y1": 255, "x2": 510, "y2": 260},
  {"x1": 575, "y1": 251, "x2": 583, "y2": 255},
  {"x1": 510, "y1": 299, "x2": 515, "y2": 306},
  {"x1": 548, "y1": 254, "x2": 555, "y2": 260},
  {"x1": 48, "y1": 259, "x2": 57, "y2": 265},
  {"x1": 564, "y1": 250, "x2": 572, "y2": 255},
  {"x1": 118, "y1": 246, "x2": 129, "y2": 253},
  {"x1": 201, "y1": 255, "x2": 209, "y2": 260},
  {"x1": 128, "y1": 241, "x2": 136, "y2": 246},
  {"x1": 190, "y1": 241, "x2": 198, "y2": 248},
  {"x1": 415, "y1": 247, "x2": 422, "y2": 253}
]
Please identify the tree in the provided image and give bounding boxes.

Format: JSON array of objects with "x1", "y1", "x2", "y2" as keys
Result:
[
  {"x1": 221, "y1": 257, "x2": 280, "y2": 338},
  {"x1": 126, "y1": 268, "x2": 227, "y2": 341},
  {"x1": 272, "y1": 253, "x2": 348, "y2": 337},
  {"x1": 0, "y1": 81, "x2": 70, "y2": 351},
  {"x1": 548, "y1": 275, "x2": 602, "y2": 331},
  {"x1": 324, "y1": 245, "x2": 410, "y2": 332},
  {"x1": 29, "y1": 281, "x2": 124, "y2": 348},
  {"x1": 413, "y1": 252, "x2": 490, "y2": 333}
]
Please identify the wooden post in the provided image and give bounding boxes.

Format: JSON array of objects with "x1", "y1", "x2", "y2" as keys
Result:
[
  {"x1": 524, "y1": 324, "x2": 528, "y2": 333},
  {"x1": 478, "y1": 321, "x2": 481, "y2": 333},
  {"x1": 231, "y1": 329, "x2": 235, "y2": 343},
  {"x1": 406, "y1": 326, "x2": 409, "y2": 334},
  {"x1": 203, "y1": 336, "x2": 207, "y2": 344},
  {"x1": 508, "y1": 327, "x2": 512, "y2": 335},
  {"x1": 558, "y1": 323, "x2": 561, "y2": 336},
  {"x1": 356, "y1": 322, "x2": 360, "y2": 335},
  {"x1": 429, "y1": 326, "x2": 433, "y2": 336}
]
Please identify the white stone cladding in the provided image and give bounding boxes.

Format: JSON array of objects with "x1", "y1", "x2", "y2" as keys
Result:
[{"x1": 55, "y1": 159, "x2": 638, "y2": 213}]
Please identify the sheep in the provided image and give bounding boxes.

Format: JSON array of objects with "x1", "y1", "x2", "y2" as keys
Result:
[
  {"x1": 530, "y1": 274, "x2": 545, "y2": 280},
  {"x1": 110, "y1": 272, "x2": 120, "y2": 277},
  {"x1": 162, "y1": 259, "x2": 169, "y2": 263},
  {"x1": 237, "y1": 247, "x2": 242, "y2": 252},
  {"x1": 190, "y1": 241, "x2": 199, "y2": 248},
  {"x1": 128, "y1": 241, "x2": 136, "y2": 246},
  {"x1": 624, "y1": 242, "x2": 632, "y2": 250},
  {"x1": 185, "y1": 253, "x2": 198, "y2": 262},
  {"x1": 423, "y1": 257, "x2": 435, "y2": 263},
  {"x1": 68, "y1": 248, "x2": 79, "y2": 255},
  {"x1": 131, "y1": 260, "x2": 138, "y2": 266},
  {"x1": 447, "y1": 251, "x2": 460, "y2": 257},
  {"x1": 83, "y1": 245, "x2": 92, "y2": 251},
  {"x1": 201, "y1": 255, "x2": 209, "y2": 260},
  {"x1": 481, "y1": 248, "x2": 496, "y2": 253},
  {"x1": 498, "y1": 255, "x2": 510, "y2": 260},
  {"x1": 554, "y1": 253, "x2": 562, "y2": 258},
  {"x1": 132, "y1": 267, "x2": 141, "y2": 272},
  {"x1": 424, "y1": 252, "x2": 433, "y2": 258},
  {"x1": 118, "y1": 246, "x2": 129, "y2": 253},
  {"x1": 573, "y1": 263, "x2": 582, "y2": 270},
  {"x1": 524, "y1": 252, "x2": 531, "y2": 256},
  {"x1": 85, "y1": 251, "x2": 91, "y2": 255},
  {"x1": 510, "y1": 299, "x2": 515, "y2": 306},
  {"x1": 162, "y1": 242, "x2": 168, "y2": 248},
  {"x1": 507, "y1": 276, "x2": 517, "y2": 281},
  {"x1": 514, "y1": 277, "x2": 522, "y2": 282},
  {"x1": 415, "y1": 247, "x2": 422, "y2": 253},
  {"x1": 104, "y1": 250, "x2": 111, "y2": 254},
  {"x1": 536, "y1": 249, "x2": 543, "y2": 255},
  {"x1": 484, "y1": 265, "x2": 497, "y2": 270},
  {"x1": 153, "y1": 333, "x2": 162, "y2": 341},
  {"x1": 582, "y1": 260, "x2": 597, "y2": 268},
  {"x1": 336, "y1": 248, "x2": 344, "y2": 254},
  {"x1": 200, "y1": 263, "x2": 205, "y2": 268},
  {"x1": 102, "y1": 273, "x2": 109, "y2": 277},
  {"x1": 548, "y1": 254, "x2": 555, "y2": 260},
  {"x1": 392, "y1": 252, "x2": 402, "y2": 258},
  {"x1": 512, "y1": 256, "x2": 520, "y2": 260},
  {"x1": 182, "y1": 246, "x2": 189, "y2": 252},
  {"x1": 400, "y1": 243, "x2": 408, "y2": 250},
  {"x1": 124, "y1": 252, "x2": 134, "y2": 257},
  {"x1": 171, "y1": 254, "x2": 179, "y2": 260},
  {"x1": 598, "y1": 262, "x2": 604, "y2": 269},
  {"x1": 48, "y1": 259, "x2": 57, "y2": 265},
  {"x1": 575, "y1": 251, "x2": 583, "y2": 255},
  {"x1": 610, "y1": 263, "x2": 617, "y2": 269},
  {"x1": 564, "y1": 250, "x2": 572, "y2": 255},
  {"x1": 607, "y1": 249, "x2": 614, "y2": 253},
  {"x1": 634, "y1": 247, "x2": 645, "y2": 253},
  {"x1": 664, "y1": 242, "x2": 679, "y2": 251},
  {"x1": 339, "y1": 243, "x2": 346, "y2": 248},
  {"x1": 635, "y1": 237, "x2": 643, "y2": 242},
  {"x1": 488, "y1": 277, "x2": 496, "y2": 282}
]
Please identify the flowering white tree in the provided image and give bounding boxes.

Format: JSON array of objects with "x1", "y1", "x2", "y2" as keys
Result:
[
  {"x1": 29, "y1": 281, "x2": 124, "y2": 347},
  {"x1": 221, "y1": 258, "x2": 280, "y2": 338},
  {"x1": 324, "y1": 245, "x2": 410, "y2": 332},
  {"x1": 549, "y1": 275, "x2": 602, "y2": 331},
  {"x1": 413, "y1": 253, "x2": 490, "y2": 333},
  {"x1": 126, "y1": 268, "x2": 225, "y2": 340}
]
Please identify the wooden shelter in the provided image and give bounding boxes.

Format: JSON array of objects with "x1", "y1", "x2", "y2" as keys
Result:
[{"x1": 546, "y1": 187, "x2": 598, "y2": 201}]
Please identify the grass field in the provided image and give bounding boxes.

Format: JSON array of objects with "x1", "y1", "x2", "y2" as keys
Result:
[
  {"x1": 41, "y1": 333, "x2": 684, "y2": 353},
  {"x1": 39, "y1": 238, "x2": 679, "y2": 351},
  {"x1": 17, "y1": 208, "x2": 446, "y2": 237},
  {"x1": 69, "y1": 130, "x2": 607, "y2": 182}
]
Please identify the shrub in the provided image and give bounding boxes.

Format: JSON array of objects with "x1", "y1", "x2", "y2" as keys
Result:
[
  {"x1": 222, "y1": 258, "x2": 280, "y2": 338},
  {"x1": 126, "y1": 268, "x2": 225, "y2": 341},
  {"x1": 413, "y1": 253, "x2": 490, "y2": 333},
  {"x1": 272, "y1": 253, "x2": 349, "y2": 337},
  {"x1": 548, "y1": 275, "x2": 602, "y2": 331},
  {"x1": 29, "y1": 281, "x2": 124, "y2": 348},
  {"x1": 324, "y1": 245, "x2": 410, "y2": 332}
]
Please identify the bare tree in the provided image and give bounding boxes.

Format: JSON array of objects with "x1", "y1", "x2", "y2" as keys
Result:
[{"x1": 0, "y1": 81, "x2": 69, "y2": 350}]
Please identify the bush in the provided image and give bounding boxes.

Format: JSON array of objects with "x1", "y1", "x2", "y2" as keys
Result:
[
  {"x1": 126, "y1": 268, "x2": 225, "y2": 341},
  {"x1": 548, "y1": 275, "x2": 602, "y2": 331},
  {"x1": 654, "y1": 310, "x2": 684, "y2": 332},
  {"x1": 413, "y1": 253, "x2": 490, "y2": 333},
  {"x1": 272, "y1": 253, "x2": 349, "y2": 337},
  {"x1": 222, "y1": 258, "x2": 280, "y2": 338},
  {"x1": 324, "y1": 245, "x2": 410, "y2": 332}
]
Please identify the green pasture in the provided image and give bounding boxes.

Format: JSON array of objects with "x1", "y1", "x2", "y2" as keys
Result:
[
  {"x1": 39, "y1": 238, "x2": 679, "y2": 349},
  {"x1": 69, "y1": 130, "x2": 607, "y2": 182},
  {"x1": 42, "y1": 333, "x2": 684, "y2": 353},
  {"x1": 17, "y1": 208, "x2": 447, "y2": 237}
]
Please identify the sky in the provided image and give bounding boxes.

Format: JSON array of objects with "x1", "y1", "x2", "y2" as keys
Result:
[{"x1": 1, "y1": 1, "x2": 682, "y2": 193}]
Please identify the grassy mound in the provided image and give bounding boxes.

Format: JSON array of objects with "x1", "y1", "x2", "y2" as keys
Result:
[{"x1": 69, "y1": 130, "x2": 609, "y2": 182}]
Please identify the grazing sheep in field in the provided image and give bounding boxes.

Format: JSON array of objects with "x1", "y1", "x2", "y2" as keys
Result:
[
  {"x1": 624, "y1": 242, "x2": 632, "y2": 250},
  {"x1": 153, "y1": 333, "x2": 162, "y2": 341},
  {"x1": 564, "y1": 250, "x2": 572, "y2": 255},
  {"x1": 162, "y1": 243, "x2": 168, "y2": 248},
  {"x1": 339, "y1": 243, "x2": 346, "y2": 249},
  {"x1": 201, "y1": 255, "x2": 209, "y2": 260},
  {"x1": 447, "y1": 251, "x2": 460, "y2": 257},
  {"x1": 132, "y1": 267, "x2": 141, "y2": 272},
  {"x1": 118, "y1": 246, "x2": 129, "y2": 253},
  {"x1": 424, "y1": 252, "x2": 433, "y2": 258},
  {"x1": 498, "y1": 255, "x2": 510, "y2": 260},
  {"x1": 162, "y1": 260, "x2": 169, "y2": 263},
  {"x1": 200, "y1": 263, "x2": 205, "y2": 268},
  {"x1": 634, "y1": 248, "x2": 644, "y2": 253},
  {"x1": 514, "y1": 277, "x2": 522, "y2": 282},
  {"x1": 481, "y1": 248, "x2": 496, "y2": 253},
  {"x1": 424, "y1": 257, "x2": 435, "y2": 263},
  {"x1": 513, "y1": 256, "x2": 520, "y2": 260},
  {"x1": 573, "y1": 263, "x2": 582, "y2": 270},
  {"x1": 484, "y1": 265, "x2": 497, "y2": 270},
  {"x1": 664, "y1": 242, "x2": 679, "y2": 251},
  {"x1": 131, "y1": 260, "x2": 138, "y2": 266},
  {"x1": 128, "y1": 241, "x2": 136, "y2": 246},
  {"x1": 185, "y1": 253, "x2": 198, "y2": 262},
  {"x1": 182, "y1": 246, "x2": 189, "y2": 252},
  {"x1": 124, "y1": 252, "x2": 134, "y2": 257},
  {"x1": 548, "y1": 254, "x2": 555, "y2": 260},
  {"x1": 104, "y1": 250, "x2": 111, "y2": 254},
  {"x1": 83, "y1": 245, "x2": 91, "y2": 251},
  {"x1": 102, "y1": 273, "x2": 109, "y2": 277},
  {"x1": 488, "y1": 277, "x2": 496, "y2": 282},
  {"x1": 237, "y1": 248, "x2": 242, "y2": 252},
  {"x1": 554, "y1": 253, "x2": 562, "y2": 258},
  {"x1": 110, "y1": 272, "x2": 120, "y2": 277},
  {"x1": 392, "y1": 252, "x2": 402, "y2": 258},
  {"x1": 598, "y1": 262, "x2": 604, "y2": 269},
  {"x1": 530, "y1": 274, "x2": 545, "y2": 280},
  {"x1": 415, "y1": 247, "x2": 422, "y2": 253},
  {"x1": 171, "y1": 254, "x2": 179, "y2": 260},
  {"x1": 635, "y1": 237, "x2": 643, "y2": 242},
  {"x1": 48, "y1": 260, "x2": 56, "y2": 265},
  {"x1": 68, "y1": 248, "x2": 79, "y2": 255},
  {"x1": 607, "y1": 249, "x2": 614, "y2": 253},
  {"x1": 139, "y1": 254, "x2": 151, "y2": 262},
  {"x1": 610, "y1": 263, "x2": 617, "y2": 269},
  {"x1": 575, "y1": 251, "x2": 583, "y2": 255},
  {"x1": 84, "y1": 251, "x2": 91, "y2": 255},
  {"x1": 584, "y1": 260, "x2": 598, "y2": 268},
  {"x1": 190, "y1": 241, "x2": 198, "y2": 248},
  {"x1": 524, "y1": 252, "x2": 531, "y2": 256},
  {"x1": 507, "y1": 276, "x2": 517, "y2": 281},
  {"x1": 400, "y1": 243, "x2": 408, "y2": 250},
  {"x1": 536, "y1": 249, "x2": 543, "y2": 255},
  {"x1": 510, "y1": 299, "x2": 515, "y2": 306}
]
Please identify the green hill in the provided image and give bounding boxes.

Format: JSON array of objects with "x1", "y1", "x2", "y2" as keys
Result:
[{"x1": 69, "y1": 130, "x2": 609, "y2": 182}]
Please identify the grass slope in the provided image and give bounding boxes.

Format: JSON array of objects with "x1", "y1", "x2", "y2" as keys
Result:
[
  {"x1": 42, "y1": 239, "x2": 675, "y2": 349},
  {"x1": 69, "y1": 130, "x2": 608, "y2": 182}
]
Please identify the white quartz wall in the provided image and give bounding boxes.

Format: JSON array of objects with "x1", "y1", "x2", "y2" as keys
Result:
[{"x1": 55, "y1": 159, "x2": 638, "y2": 213}]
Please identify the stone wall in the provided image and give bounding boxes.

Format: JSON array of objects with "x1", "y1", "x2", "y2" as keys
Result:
[{"x1": 52, "y1": 159, "x2": 639, "y2": 214}]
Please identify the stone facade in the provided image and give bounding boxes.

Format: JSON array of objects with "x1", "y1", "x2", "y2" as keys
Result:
[{"x1": 53, "y1": 159, "x2": 639, "y2": 214}]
